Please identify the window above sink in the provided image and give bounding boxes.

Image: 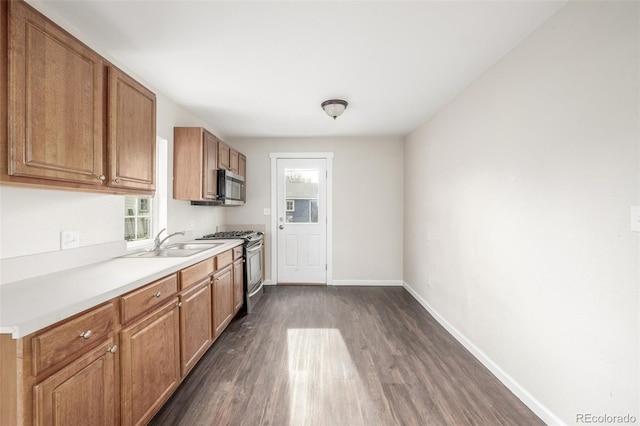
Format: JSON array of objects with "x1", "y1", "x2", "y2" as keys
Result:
[{"x1": 125, "y1": 137, "x2": 168, "y2": 250}]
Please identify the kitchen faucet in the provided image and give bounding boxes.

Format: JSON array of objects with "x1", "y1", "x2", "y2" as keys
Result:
[{"x1": 153, "y1": 228, "x2": 185, "y2": 250}]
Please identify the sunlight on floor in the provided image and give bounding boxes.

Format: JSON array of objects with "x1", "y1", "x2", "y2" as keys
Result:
[{"x1": 287, "y1": 328, "x2": 378, "y2": 425}]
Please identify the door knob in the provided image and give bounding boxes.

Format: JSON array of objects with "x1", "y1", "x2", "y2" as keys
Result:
[{"x1": 279, "y1": 225, "x2": 284, "y2": 230}]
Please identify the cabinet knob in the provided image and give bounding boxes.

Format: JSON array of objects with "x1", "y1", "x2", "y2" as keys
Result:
[
  {"x1": 113, "y1": 177, "x2": 121, "y2": 184},
  {"x1": 177, "y1": 302, "x2": 182, "y2": 308},
  {"x1": 107, "y1": 345, "x2": 118, "y2": 354},
  {"x1": 96, "y1": 174, "x2": 106, "y2": 181},
  {"x1": 153, "y1": 292, "x2": 161, "y2": 298},
  {"x1": 80, "y1": 330, "x2": 92, "y2": 339}
]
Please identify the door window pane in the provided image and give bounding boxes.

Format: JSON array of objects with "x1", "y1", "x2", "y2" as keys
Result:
[{"x1": 285, "y1": 170, "x2": 318, "y2": 223}]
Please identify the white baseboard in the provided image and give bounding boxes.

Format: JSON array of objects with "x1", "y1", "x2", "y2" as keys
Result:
[
  {"x1": 402, "y1": 281, "x2": 565, "y2": 426},
  {"x1": 331, "y1": 280, "x2": 403, "y2": 287},
  {"x1": 265, "y1": 279, "x2": 403, "y2": 287}
]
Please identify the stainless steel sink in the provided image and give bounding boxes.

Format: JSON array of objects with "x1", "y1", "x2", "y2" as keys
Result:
[
  {"x1": 164, "y1": 242, "x2": 223, "y2": 250},
  {"x1": 121, "y1": 249, "x2": 204, "y2": 258},
  {"x1": 120, "y1": 242, "x2": 223, "y2": 258}
]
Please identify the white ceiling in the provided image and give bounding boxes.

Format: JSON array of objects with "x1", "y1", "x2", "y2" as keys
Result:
[{"x1": 29, "y1": 0, "x2": 565, "y2": 139}]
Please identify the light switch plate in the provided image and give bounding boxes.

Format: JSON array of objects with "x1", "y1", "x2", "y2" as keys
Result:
[
  {"x1": 631, "y1": 206, "x2": 640, "y2": 232},
  {"x1": 61, "y1": 231, "x2": 80, "y2": 249}
]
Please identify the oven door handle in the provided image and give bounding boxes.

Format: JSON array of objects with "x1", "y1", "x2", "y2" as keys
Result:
[
  {"x1": 247, "y1": 281, "x2": 264, "y2": 298},
  {"x1": 246, "y1": 242, "x2": 263, "y2": 253}
]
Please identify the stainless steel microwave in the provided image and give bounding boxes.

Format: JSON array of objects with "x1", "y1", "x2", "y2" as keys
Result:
[{"x1": 217, "y1": 169, "x2": 245, "y2": 206}]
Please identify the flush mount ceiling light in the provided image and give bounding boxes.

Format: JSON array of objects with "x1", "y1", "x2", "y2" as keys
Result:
[{"x1": 321, "y1": 99, "x2": 348, "y2": 120}]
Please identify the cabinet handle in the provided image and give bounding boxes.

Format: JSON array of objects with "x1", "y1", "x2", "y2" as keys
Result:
[
  {"x1": 107, "y1": 345, "x2": 118, "y2": 354},
  {"x1": 96, "y1": 174, "x2": 106, "y2": 181},
  {"x1": 153, "y1": 292, "x2": 161, "y2": 298},
  {"x1": 80, "y1": 330, "x2": 92, "y2": 339},
  {"x1": 113, "y1": 177, "x2": 121, "y2": 184},
  {"x1": 177, "y1": 302, "x2": 182, "y2": 308}
]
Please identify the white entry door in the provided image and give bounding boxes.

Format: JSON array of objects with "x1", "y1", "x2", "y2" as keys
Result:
[{"x1": 276, "y1": 158, "x2": 327, "y2": 284}]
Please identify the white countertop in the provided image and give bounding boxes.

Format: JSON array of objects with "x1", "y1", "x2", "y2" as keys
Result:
[{"x1": 0, "y1": 240, "x2": 243, "y2": 339}]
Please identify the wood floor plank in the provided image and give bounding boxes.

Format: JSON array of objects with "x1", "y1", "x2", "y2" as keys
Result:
[{"x1": 150, "y1": 286, "x2": 543, "y2": 426}]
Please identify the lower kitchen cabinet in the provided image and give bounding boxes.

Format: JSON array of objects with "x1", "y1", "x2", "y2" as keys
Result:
[
  {"x1": 179, "y1": 277, "x2": 213, "y2": 376},
  {"x1": 213, "y1": 264, "x2": 234, "y2": 338},
  {"x1": 33, "y1": 339, "x2": 117, "y2": 426},
  {"x1": 0, "y1": 247, "x2": 246, "y2": 426},
  {"x1": 120, "y1": 298, "x2": 181, "y2": 426}
]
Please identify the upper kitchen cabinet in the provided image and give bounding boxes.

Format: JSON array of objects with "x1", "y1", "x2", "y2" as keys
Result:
[
  {"x1": 174, "y1": 127, "x2": 218, "y2": 201},
  {"x1": 2, "y1": 0, "x2": 156, "y2": 195},
  {"x1": 6, "y1": 0, "x2": 105, "y2": 186},
  {"x1": 229, "y1": 148, "x2": 239, "y2": 174},
  {"x1": 107, "y1": 65, "x2": 156, "y2": 193},
  {"x1": 173, "y1": 126, "x2": 246, "y2": 203},
  {"x1": 238, "y1": 153, "x2": 246, "y2": 180},
  {"x1": 222, "y1": 144, "x2": 241, "y2": 175},
  {"x1": 217, "y1": 140, "x2": 231, "y2": 171}
]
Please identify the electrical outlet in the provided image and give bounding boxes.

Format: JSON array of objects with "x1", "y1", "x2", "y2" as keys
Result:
[
  {"x1": 60, "y1": 231, "x2": 80, "y2": 250},
  {"x1": 263, "y1": 208, "x2": 271, "y2": 216}
]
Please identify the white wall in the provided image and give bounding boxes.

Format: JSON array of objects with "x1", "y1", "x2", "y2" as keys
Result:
[
  {"x1": 227, "y1": 137, "x2": 404, "y2": 284},
  {"x1": 0, "y1": 6, "x2": 226, "y2": 261},
  {"x1": 404, "y1": 2, "x2": 639, "y2": 425}
]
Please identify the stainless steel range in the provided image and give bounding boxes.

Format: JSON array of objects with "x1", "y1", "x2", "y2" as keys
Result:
[{"x1": 198, "y1": 230, "x2": 264, "y2": 313}]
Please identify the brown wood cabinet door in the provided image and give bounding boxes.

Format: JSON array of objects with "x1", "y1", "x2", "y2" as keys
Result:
[
  {"x1": 212, "y1": 265, "x2": 233, "y2": 338},
  {"x1": 107, "y1": 65, "x2": 156, "y2": 193},
  {"x1": 238, "y1": 154, "x2": 246, "y2": 179},
  {"x1": 173, "y1": 127, "x2": 203, "y2": 201},
  {"x1": 233, "y1": 258, "x2": 244, "y2": 314},
  {"x1": 8, "y1": 0, "x2": 105, "y2": 185},
  {"x1": 33, "y1": 339, "x2": 116, "y2": 426},
  {"x1": 203, "y1": 130, "x2": 218, "y2": 200},
  {"x1": 217, "y1": 140, "x2": 230, "y2": 171},
  {"x1": 120, "y1": 274, "x2": 178, "y2": 325},
  {"x1": 32, "y1": 302, "x2": 114, "y2": 376},
  {"x1": 179, "y1": 279, "x2": 213, "y2": 376},
  {"x1": 120, "y1": 299, "x2": 180, "y2": 426},
  {"x1": 229, "y1": 149, "x2": 239, "y2": 174}
]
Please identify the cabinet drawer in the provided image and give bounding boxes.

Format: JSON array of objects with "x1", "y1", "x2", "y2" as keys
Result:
[
  {"x1": 120, "y1": 274, "x2": 178, "y2": 324},
  {"x1": 216, "y1": 250, "x2": 233, "y2": 270},
  {"x1": 179, "y1": 258, "x2": 214, "y2": 291},
  {"x1": 233, "y1": 246, "x2": 243, "y2": 260},
  {"x1": 32, "y1": 302, "x2": 114, "y2": 376}
]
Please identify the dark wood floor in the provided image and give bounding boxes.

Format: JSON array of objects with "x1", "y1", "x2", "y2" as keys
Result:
[{"x1": 150, "y1": 286, "x2": 543, "y2": 426}]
